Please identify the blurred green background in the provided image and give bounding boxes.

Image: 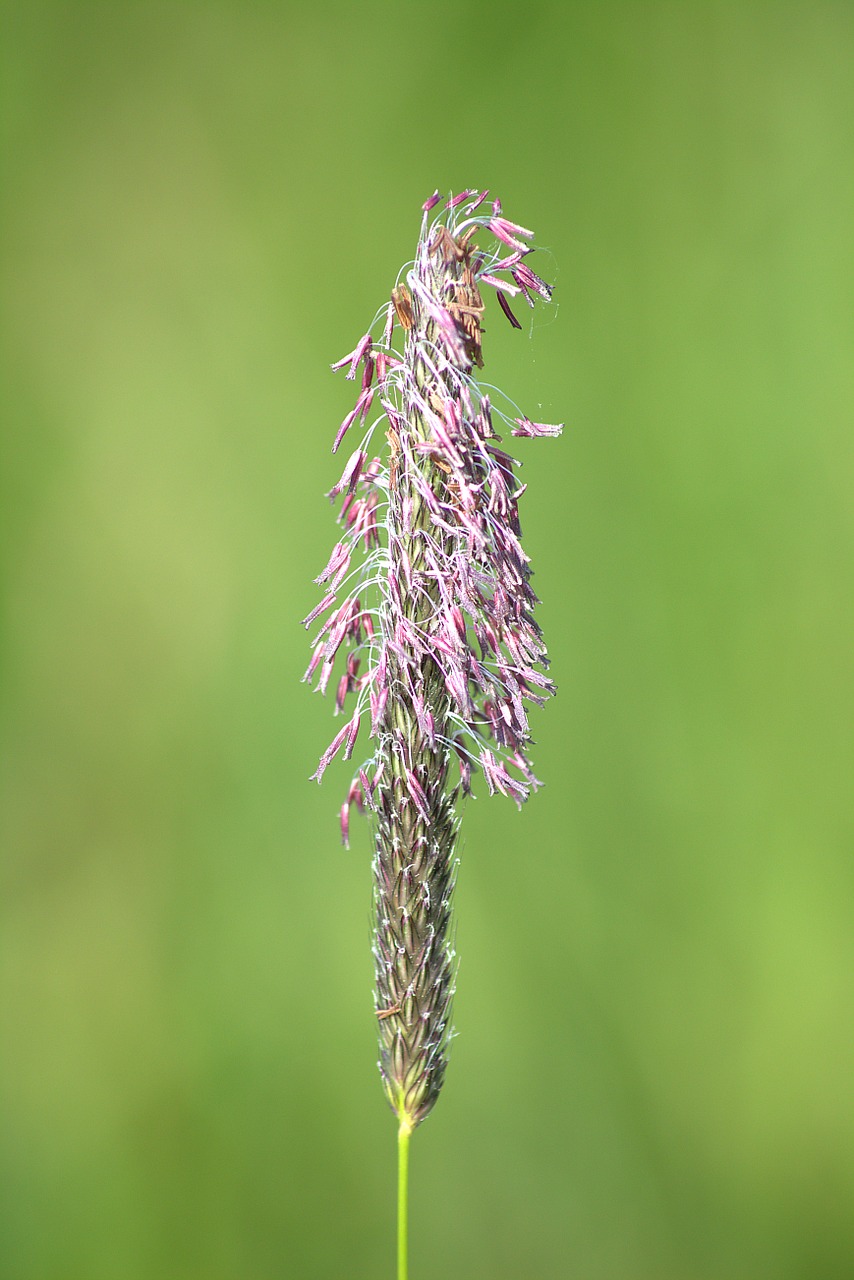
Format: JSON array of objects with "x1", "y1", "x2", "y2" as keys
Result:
[{"x1": 2, "y1": 2, "x2": 853, "y2": 1277}]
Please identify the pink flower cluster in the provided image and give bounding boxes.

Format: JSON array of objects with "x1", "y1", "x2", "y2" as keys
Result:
[{"x1": 303, "y1": 189, "x2": 562, "y2": 844}]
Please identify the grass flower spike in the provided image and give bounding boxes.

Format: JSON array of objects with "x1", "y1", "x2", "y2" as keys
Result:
[{"x1": 303, "y1": 187, "x2": 561, "y2": 1277}]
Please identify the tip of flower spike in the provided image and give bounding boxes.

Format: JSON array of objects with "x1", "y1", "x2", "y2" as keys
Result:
[
  {"x1": 423, "y1": 189, "x2": 441, "y2": 211},
  {"x1": 445, "y1": 189, "x2": 477, "y2": 210},
  {"x1": 463, "y1": 189, "x2": 489, "y2": 214}
]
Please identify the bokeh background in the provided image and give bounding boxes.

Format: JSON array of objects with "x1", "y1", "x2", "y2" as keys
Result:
[{"x1": 2, "y1": 2, "x2": 853, "y2": 1277}]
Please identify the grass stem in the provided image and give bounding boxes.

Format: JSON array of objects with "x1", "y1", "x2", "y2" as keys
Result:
[{"x1": 397, "y1": 1120, "x2": 411, "y2": 1280}]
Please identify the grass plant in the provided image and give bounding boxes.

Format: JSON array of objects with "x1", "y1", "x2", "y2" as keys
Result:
[{"x1": 304, "y1": 188, "x2": 561, "y2": 1277}]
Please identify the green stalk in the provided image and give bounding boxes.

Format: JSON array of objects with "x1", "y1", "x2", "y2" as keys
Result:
[{"x1": 397, "y1": 1120, "x2": 411, "y2": 1280}]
